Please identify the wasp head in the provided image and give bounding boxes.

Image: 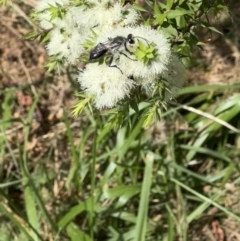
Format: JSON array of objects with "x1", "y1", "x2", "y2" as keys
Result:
[{"x1": 127, "y1": 34, "x2": 135, "y2": 44}]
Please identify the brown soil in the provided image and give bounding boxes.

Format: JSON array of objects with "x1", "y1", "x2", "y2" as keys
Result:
[{"x1": 0, "y1": 1, "x2": 240, "y2": 240}]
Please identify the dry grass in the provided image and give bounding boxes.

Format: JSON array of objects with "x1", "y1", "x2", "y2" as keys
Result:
[{"x1": 1, "y1": 1, "x2": 240, "y2": 240}]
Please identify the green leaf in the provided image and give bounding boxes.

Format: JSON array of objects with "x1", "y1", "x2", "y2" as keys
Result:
[
  {"x1": 178, "y1": 0, "x2": 186, "y2": 5},
  {"x1": 176, "y1": 15, "x2": 186, "y2": 28},
  {"x1": 130, "y1": 102, "x2": 139, "y2": 114},
  {"x1": 143, "y1": 57, "x2": 149, "y2": 65},
  {"x1": 147, "y1": 45, "x2": 155, "y2": 52},
  {"x1": 132, "y1": 3, "x2": 148, "y2": 12},
  {"x1": 156, "y1": 12, "x2": 167, "y2": 25},
  {"x1": 137, "y1": 40, "x2": 147, "y2": 51},
  {"x1": 207, "y1": 26, "x2": 223, "y2": 35},
  {"x1": 134, "y1": 49, "x2": 146, "y2": 60},
  {"x1": 72, "y1": 96, "x2": 91, "y2": 117},
  {"x1": 143, "y1": 111, "x2": 154, "y2": 127},
  {"x1": 143, "y1": 105, "x2": 156, "y2": 127},
  {"x1": 45, "y1": 60, "x2": 57, "y2": 73},
  {"x1": 58, "y1": 197, "x2": 105, "y2": 229},
  {"x1": 146, "y1": 53, "x2": 154, "y2": 59},
  {"x1": 0, "y1": 0, "x2": 7, "y2": 5},
  {"x1": 23, "y1": 31, "x2": 38, "y2": 40},
  {"x1": 166, "y1": 0, "x2": 174, "y2": 10},
  {"x1": 47, "y1": 3, "x2": 65, "y2": 20},
  {"x1": 200, "y1": 22, "x2": 223, "y2": 35},
  {"x1": 162, "y1": 23, "x2": 178, "y2": 36},
  {"x1": 179, "y1": 43, "x2": 191, "y2": 57},
  {"x1": 39, "y1": 32, "x2": 50, "y2": 43},
  {"x1": 66, "y1": 223, "x2": 91, "y2": 241},
  {"x1": 154, "y1": 2, "x2": 162, "y2": 18},
  {"x1": 167, "y1": 8, "x2": 192, "y2": 19},
  {"x1": 188, "y1": 32, "x2": 199, "y2": 45}
]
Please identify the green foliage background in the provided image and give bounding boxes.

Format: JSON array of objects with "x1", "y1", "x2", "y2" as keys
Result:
[{"x1": 1, "y1": 0, "x2": 240, "y2": 241}]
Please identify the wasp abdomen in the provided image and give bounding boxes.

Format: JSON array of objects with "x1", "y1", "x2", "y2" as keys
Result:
[{"x1": 89, "y1": 43, "x2": 109, "y2": 60}]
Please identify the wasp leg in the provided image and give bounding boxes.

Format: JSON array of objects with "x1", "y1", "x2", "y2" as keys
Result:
[
  {"x1": 108, "y1": 54, "x2": 123, "y2": 74},
  {"x1": 119, "y1": 51, "x2": 137, "y2": 61}
]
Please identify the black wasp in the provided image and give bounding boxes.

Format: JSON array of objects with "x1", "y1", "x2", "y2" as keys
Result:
[{"x1": 89, "y1": 34, "x2": 147, "y2": 73}]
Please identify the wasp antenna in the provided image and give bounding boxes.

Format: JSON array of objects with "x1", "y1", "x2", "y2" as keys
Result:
[{"x1": 135, "y1": 36, "x2": 150, "y2": 47}]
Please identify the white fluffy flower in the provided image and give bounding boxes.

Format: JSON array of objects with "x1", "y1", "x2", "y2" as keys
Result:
[
  {"x1": 79, "y1": 2, "x2": 139, "y2": 29},
  {"x1": 47, "y1": 29, "x2": 65, "y2": 56},
  {"x1": 35, "y1": 0, "x2": 69, "y2": 30},
  {"x1": 37, "y1": 12, "x2": 65, "y2": 30},
  {"x1": 96, "y1": 26, "x2": 171, "y2": 82},
  {"x1": 162, "y1": 54, "x2": 186, "y2": 100},
  {"x1": 65, "y1": 6, "x2": 86, "y2": 29},
  {"x1": 37, "y1": 12, "x2": 54, "y2": 30},
  {"x1": 36, "y1": 0, "x2": 88, "y2": 63},
  {"x1": 78, "y1": 63, "x2": 135, "y2": 109},
  {"x1": 36, "y1": 1, "x2": 86, "y2": 30},
  {"x1": 141, "y1": 54, "x2": 186, "y2": 100},
  {"x1": 120, "y1": 8, "x2": 140, "y2": 27},
  {"x1": 47, "y1": 28, "x2": 85, "y2": 63}
]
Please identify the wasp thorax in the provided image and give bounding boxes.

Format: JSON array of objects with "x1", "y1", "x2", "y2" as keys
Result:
[{"x1": 127, "y1": 43, "x2": 138, "y2": 52}]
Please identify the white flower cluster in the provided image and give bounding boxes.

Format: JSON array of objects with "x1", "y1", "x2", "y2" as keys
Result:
[
  {"x1": 35, "y1": 0, "x2": 139, "y2": 64},
  {"x1": 79, "y1": 64, "x2": 135, "y2": 109},
  {"x1": 97, "y1": 26, "x2": 171, "y2": 80},
  {"x1": 35, "y1": 0, "x2": 186, "y2": 109},
  {"x1": 35, "y1": 0, "x2": 86, "y2": 63},
  {"x1": 79, "y1": 1, "x2": 139, "y2": 29},
  {"x1": 79, "y1": 25, "x2": 185, "y2": 109}
]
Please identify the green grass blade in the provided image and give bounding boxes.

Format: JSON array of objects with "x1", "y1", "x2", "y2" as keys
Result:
[
  {"x1": 163, "y1": 204, "x2": 177, "y2": 241},
  {"x1": 0, "y1": 88, "x2": 15, "y2": 167},
  {"x1": 119, "y1": 117, "x2": 145, "y2": 158},
  {"x1": 63, "y1": 111, "x2": 79, "y2": 188},
  {"x1": 66, "y1": 222, "x2": 92, "y2": 241},
  {"x1": 0, "y1": 201, "x2": 33, "y2": 240},
  {"x1": 171, "y1": 177, "x2": 240, "y2": 223},
  {"x1": 134, "y1": 153, "x2": 154, "y2": 241},
  {"x1": 21, "y1": 94, "x2": 41, "y2": 241}
]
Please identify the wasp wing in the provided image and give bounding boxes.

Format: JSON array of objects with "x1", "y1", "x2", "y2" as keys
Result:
[{"x1": 108, "y1": 36, "x2": 126, "y2": 52}]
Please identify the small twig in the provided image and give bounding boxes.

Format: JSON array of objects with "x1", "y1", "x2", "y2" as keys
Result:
[
  {"x1": 2, "y1": 21, "x2": 36, "y2": 53},
  {"x1": 181, "y1": 104, "x2": 240, "y2": 134},
  {"x1": 21, "y1": 0, "x2": 36, "y2": 8},
  {"x1": 18, "y1": 51, "x2": 38, "y2": 97},
  {"x1": 12, "y1": 3, "x2": 35, "y2": 28}
]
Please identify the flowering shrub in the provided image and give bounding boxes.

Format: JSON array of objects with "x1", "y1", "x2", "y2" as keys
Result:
[{"x1": 26, "y1": 0, "x2": 227, "y2": 126}]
